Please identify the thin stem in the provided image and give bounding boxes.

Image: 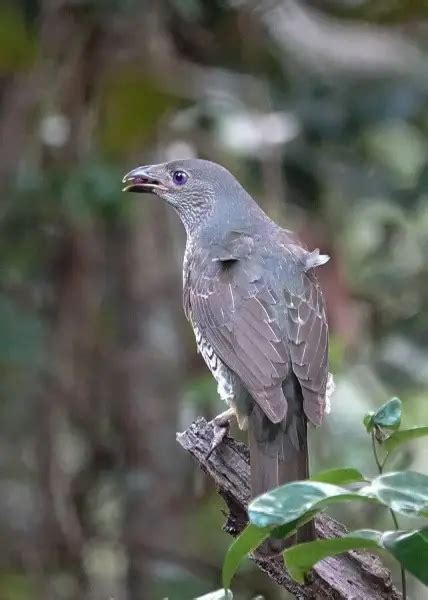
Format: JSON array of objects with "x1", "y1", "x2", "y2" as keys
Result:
[
  {"x1": 371, "y1": 430, "x2": 383, "y2": 473},
  {"x1": 381, "y1": 451, "x2": 391, "y2": 472},
  {"x1": 388, "y1": 508, "x2": 407, "y2": 600},
  {"x1": 371, "y1": 431, "x2": 407, "y2": 600},
  {"x1": 389, "y1": 508, "x2": 399, "y2": 531},
  {"x1": 399, "y1": 562, "x2": 407, "y2": 599},
  {"x1": 395, "y1": 543, "x2": 407, "y2": 599}
]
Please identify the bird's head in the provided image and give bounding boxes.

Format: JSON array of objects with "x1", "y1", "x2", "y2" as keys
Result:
[{"x1": 122, "y1": 158, "x2": 254, "y2": 233}]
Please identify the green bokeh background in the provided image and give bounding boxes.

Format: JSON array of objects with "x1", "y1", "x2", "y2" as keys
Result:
[{"x1": 0, "y1": 1, "x2": 427, "y2": 598}]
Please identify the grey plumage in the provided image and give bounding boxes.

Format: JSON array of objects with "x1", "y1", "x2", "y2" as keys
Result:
[{"x1": 122, "y1": 158, "x2": 332, "y2": 552}]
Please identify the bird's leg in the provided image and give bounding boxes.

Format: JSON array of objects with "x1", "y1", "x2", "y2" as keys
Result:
[{"x1": 206, "y1": 407, "x2": 235, "y2": 459}]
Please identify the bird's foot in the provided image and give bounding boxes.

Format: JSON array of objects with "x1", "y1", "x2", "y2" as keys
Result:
[{"x1": 206, "y1": 408, "x2": 235, "y2": 459}]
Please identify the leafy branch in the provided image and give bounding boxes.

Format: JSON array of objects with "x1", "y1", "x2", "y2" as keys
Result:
[
  {"x1": 177, "y1": 417, "x2": 401, "y2": 599},
  {"x1": 367, "y1": 398, "x2": 406, "y2": 598},
  {"x1": 223, "y1": 398, "x2": 428, "y2": 597}
]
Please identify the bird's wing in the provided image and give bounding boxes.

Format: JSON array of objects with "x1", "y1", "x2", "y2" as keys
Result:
[
  {"x1": 285, "y1": 267, "x2": 328, "y2": 426},
  {"x1": 188, "y1": 234, "x2": 290, "y2": 424},
  {"x1": 187, "y1": 232, "x2": 329, "y2": 426}
]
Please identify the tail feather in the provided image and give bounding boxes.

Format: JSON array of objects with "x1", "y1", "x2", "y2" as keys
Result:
[{"x1": 248, "y1": 380, "x2": 314, "y2": 555}]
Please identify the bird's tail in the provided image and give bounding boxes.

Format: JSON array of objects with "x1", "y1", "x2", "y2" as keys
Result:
[{"x1": 248, "y1": 382, "x2": 314, "y2": 556}]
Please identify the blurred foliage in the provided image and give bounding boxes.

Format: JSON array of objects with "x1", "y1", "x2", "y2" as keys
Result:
[
  {"x1": 0, "y1": 296, "x2": 44, "y2": 367},
  {"x1": 99, "y1": 70, "x2": 181, "y2": 156},
  {"x1": 0, "y1": 5, "x2": 37, "y2": 72},
  {"x1": 0, "y1": 0, "x2": 428, "y2": 599},
  {"x1": 311, "y1": 0, "x2": 428, "y2": 23}
]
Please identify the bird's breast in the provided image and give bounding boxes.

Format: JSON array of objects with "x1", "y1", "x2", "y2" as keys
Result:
[
  {"x1": 193, "y1": 324, "x2": 219, "y2": 374},
  {"x1": 192, "y1": 322, "x2": 235, "y2": 405}
]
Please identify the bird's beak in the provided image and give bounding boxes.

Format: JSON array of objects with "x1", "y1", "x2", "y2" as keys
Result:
[{"x1": 122, "y1": 166, "x2": 168, "y2": 194}]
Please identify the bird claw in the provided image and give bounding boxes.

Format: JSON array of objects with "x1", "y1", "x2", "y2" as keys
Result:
[{"x1": 206, "y1": 419, "x2": 230, "y2": 459}]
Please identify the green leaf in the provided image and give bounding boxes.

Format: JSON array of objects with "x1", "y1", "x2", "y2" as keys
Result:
[
  {"x1": 372, "y1": 398, "x2": 402, "y2": 430},
  {"x1": 311, "y1": 468, "x2": 367, "y2": 485},
  {"x1": 284, "y1": 531, "x2": 381, "y2": 583},
  {"x1": 270, "y1": 510, "x2": 318, "y2": 539},
  {"x1": 364, "y1": 412, "x2": 375, "y2": 433},
  {"x1": 362, "y1": 471, "x2": 428, "y2": 518},
  {"x1": 248, "y1": 481, "x2": 376, "y2": 529},
  {"x1": 384, "y1": 427, "x2": 428, "y2": 454},
  {"x1": 383, "y1": 528, "x2": 428, "y2": 585},
  {"x1": 196, "y1": 590, "x2": 233, "y2": 600},
  {"x1": 222, "y1": 518, "x2": 306, "y2": 590},
  {"x1": 284, "y1": 527, "x2": 428, "y2": 587},
  {"x1": 248, "y1": 471, "x2": 428, "y2": 533},
  {"x1": 222, "y1": 525, "x2": 271, "y2": 590}
]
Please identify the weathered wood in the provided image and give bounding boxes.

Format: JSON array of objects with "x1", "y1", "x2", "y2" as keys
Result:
[{"x1": 177, "y1": 418, "x2": 401, "y2": 600}]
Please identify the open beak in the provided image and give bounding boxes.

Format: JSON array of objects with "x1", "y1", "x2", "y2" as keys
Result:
[{"x1": 122, "y1": 166, "x2": 167, "y2": 194}]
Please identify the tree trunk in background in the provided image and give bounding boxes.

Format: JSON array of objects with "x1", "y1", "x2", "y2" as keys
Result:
[
  {"x1": 0, "y1": 2, "x2": 192, "y2": 597},
  {"x1": 37, "y1": 225, "x2": 104, "y2": 598},
  {"x1": 33, "y1": 3, "x2": 106, "y2": 597},
  {"x1": 113, "y1": 200, "x2": 188, "y2": 600}
]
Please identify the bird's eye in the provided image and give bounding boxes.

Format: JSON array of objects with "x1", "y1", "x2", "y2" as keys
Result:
[{"x1": 172, "y1": 170, "x2": 188, "y2": 186}]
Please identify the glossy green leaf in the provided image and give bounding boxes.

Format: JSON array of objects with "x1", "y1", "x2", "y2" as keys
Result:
[
  {"x1": 311, "y1": 467, "x2": 367, "y2": 485},
  {"x1": 222, "y1": 525, "x2": 271, "y2": 590},
  {"x1": 351, "y1": 529, "x2": 384, "y2": 544},
  {"x1": 284, "y1": 527, "x2": 428, "y2": 587},
  {"x1": 248, "y1": 481, "x2": 375, "y2": 528},
  {"x1": 248, "y1": 471, "x2": 428, "y2": 532},
  {"x1": 222, "y1": 519, "x2": 301, "y2": 590},
  {"x1": 283, "y1": 531, "x2": 381, "y2": 583},
  {"x1": 270, "y1": 510, "x2": 318, "y2": 540},
  {"x1": 362, "y1": 471, "x2": 428, "y2": 517},
  {"x1": 384, "y1": 427, "x2": 428, "y2": 454},
  {"x1": 196, "y1": 589, "x2": 233, "y2": 600},
  {"x1": 364, "y1": 412, "x2": 375, "y2": 433},
  {"x1": 383, "y1": 528, "x2": 428, "y2": 585},
  {"x1": 372, "y1": 398, "x2": 402, "y2": 430}
]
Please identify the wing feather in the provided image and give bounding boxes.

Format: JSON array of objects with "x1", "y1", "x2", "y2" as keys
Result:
[
  {"x1": 185, "y1": 235, "x2": 329, "y2": 427},
  {"x1": 285, "y1": 270, "x2": 329, "y2": 425},
  {"x1": 188, "y1": 246, "x2": 289, "y2": 423}
]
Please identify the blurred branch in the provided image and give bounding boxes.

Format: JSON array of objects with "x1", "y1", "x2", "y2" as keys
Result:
[
  {"x1": 0, "y1": 72, "x2": 41, "y2": 188},
  {"x1": 101, "y1": 5, "x2": 269, "y2": 108},
  {"x1": 177, "y1": 418, "x2": 401, "y2": 600},
  {"x1": 253, "y1": 0, "x2": 422, "y2": 76}
]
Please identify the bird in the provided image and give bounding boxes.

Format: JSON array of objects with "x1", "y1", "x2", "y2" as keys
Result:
[{"x1": 122, "y1": 158, "x2": 333, "y2": 553}]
